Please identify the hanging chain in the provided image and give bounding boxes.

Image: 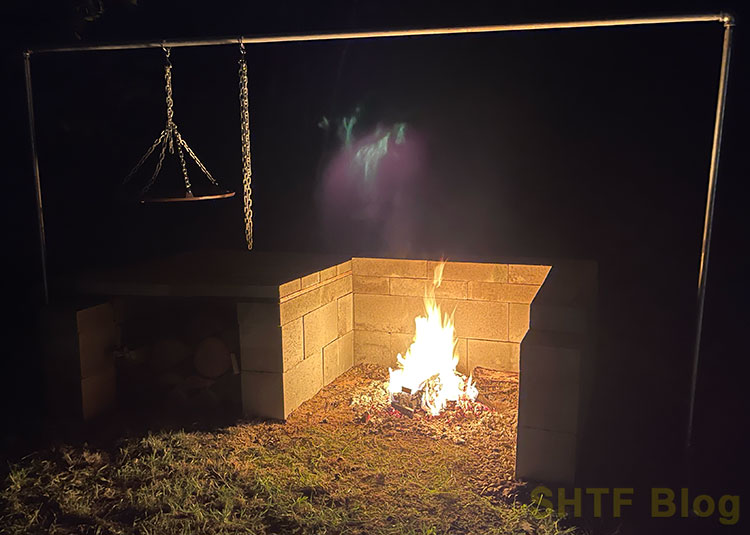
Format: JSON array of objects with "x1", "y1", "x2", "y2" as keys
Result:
[
  {"x1": 163, "y1": 47, "x2": 192, "y2": 194},
  {"x1": 239, "y1": 41, "x2": 253, "y2": 250},
  {"x1": 178, "y1": 133, "x2": 219, "y2": 186},
  {"x1": 164, "y1": 47, "x2": 174, "y2": 129},
  {"x1": 123, "y1": 44, "x2": 223, "y2": 198},
  {"x1": 123, "y1": 130, "x2": 165, "y2": 184},
  {"x1": 140, "y1": 136, "x2": 168, "y2": 196}
]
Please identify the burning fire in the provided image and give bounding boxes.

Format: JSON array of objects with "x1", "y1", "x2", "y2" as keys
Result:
[{"x1": 388, "y1": 262, "x2": 478, "y2": 416}]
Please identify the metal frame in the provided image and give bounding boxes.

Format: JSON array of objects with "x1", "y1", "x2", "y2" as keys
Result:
[{"x1": 23, "y1": 14, "x2": 735, "y2": 450}]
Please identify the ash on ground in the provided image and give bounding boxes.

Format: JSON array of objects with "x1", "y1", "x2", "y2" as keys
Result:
[{"x1": 347, "y1": 365, "x2": 518, "y2": 449}]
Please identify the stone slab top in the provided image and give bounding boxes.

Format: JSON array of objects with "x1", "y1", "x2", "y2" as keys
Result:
[
  {"x1": 66, "y1": 250, "x2": 349, "y2": 299},
  {"x1": 63, "y1": 249, "x2": 595, "y2": 302}
]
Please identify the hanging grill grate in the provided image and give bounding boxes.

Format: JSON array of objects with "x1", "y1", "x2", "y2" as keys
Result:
[{"x1": 123, "y1": 46, "x2": 235, "y2": 203}]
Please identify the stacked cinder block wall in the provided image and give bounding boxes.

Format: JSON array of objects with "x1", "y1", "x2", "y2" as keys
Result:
[
  {"x1": 239, "y1": 260, "x2": 353, "y2": 419},
  {"x1": 238, "y1": 256, "x2": 593, "y2": 485},
  {"x1": 515, "y1": 261, "x2": 596, "y2": 485},
  {"x1": 41, "y1": 302, "x2": 118, "y2": 420},
  {"x1": 350, "y1": 258, "x2": 550, "y2": 375},
  {"x1": 239, "y1": 257, "x2": 550, "y2": 419}
]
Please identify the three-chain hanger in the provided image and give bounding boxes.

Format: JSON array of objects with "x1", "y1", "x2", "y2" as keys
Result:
[{"x1": 123, "y1": 42, "x2": 254, "y2": 249}]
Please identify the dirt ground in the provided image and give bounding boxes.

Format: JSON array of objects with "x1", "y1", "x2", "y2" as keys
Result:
[{"x1": 291, "y1": 364, "x2": 522, "y2": 498}]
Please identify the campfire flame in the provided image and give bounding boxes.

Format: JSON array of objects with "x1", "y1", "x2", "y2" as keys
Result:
[{"x1": 388, "y1": 262, "x2": 478, "y2": 416}]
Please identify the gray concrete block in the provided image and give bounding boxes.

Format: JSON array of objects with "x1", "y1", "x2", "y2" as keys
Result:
[{"x1": 516, "y1": 426, "x2": 576, "y2": 485}]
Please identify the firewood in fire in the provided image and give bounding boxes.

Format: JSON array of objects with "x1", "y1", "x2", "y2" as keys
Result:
[
  {"x1": 391, "y1": 401, "x2": 415, "y2": 417},
  {"x1": 391, "y1": 386, "x2": 420, "y2": 417}
]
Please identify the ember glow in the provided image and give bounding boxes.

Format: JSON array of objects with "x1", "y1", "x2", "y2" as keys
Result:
[{"x1": 388, "y1": 262, "x2": 478, "y2": 415}]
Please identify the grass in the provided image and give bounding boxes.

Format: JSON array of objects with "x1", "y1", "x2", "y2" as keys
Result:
[{"x1": 1, "y1": 420, "x2": 577, "y2": 534}]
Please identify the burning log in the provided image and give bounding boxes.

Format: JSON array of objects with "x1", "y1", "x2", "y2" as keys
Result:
[
  {"x1": 391, "y1": 386, "x2": 419, "y2": 417},
  {"x1": 391, "y1": 401, "x2": 415, "y2": 417}
]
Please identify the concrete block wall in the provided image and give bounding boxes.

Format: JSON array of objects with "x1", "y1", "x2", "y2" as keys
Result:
[
  {"x1": 41, "y1": 302, "x2": 118, "y2": 421},
  {"x1": 238, "y1": 256, "x2": 593, "y2": 486},
  {"x1": 350, "y1": 258, "x2": 551, "y2": 376},
  {"x1": 240, "y1": 257, "x2": 550, "y2": 419},
  {"x1": 515, "y1": 261, "x2": 597, "y2": 486},
  {"x1": 239, "y1": 260, "x2": 353, "y2": 419}
]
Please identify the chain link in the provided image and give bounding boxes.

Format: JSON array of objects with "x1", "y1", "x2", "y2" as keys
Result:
[
  {"x1": 175, "y1": 134, "x2": 192, "y2": 193},
  {"x1": 140, "y1": 136, "x2": 168, "y2": 195},
  {"x1": 239, "y1": 44, "x2": 253, "y2": 250},
  {"x1": 123, "y1": 45, "x2": 224, "y2": 199},
  {"x1": 123, "y1": 130, "x2": 166, "y2": 184},
  {"x1": 178, "y1": 133, "x2": 219, "y2": 186}
]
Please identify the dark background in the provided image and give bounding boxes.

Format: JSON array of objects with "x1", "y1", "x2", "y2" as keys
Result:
[{"x1": 1, "y1": 1, "x2": 747, "y2": 532}]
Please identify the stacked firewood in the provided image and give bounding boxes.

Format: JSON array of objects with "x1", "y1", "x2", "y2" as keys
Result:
[{"x1": 115, "y1": 299, "x2": 241, "y2": 415}]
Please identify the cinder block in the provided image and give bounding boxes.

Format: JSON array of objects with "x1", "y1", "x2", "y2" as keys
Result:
[
  {"x1": 283, "y1": 351, "x2": 323, "y2": 416},
  {"x1": 320, "y1": 265, "x2": 338, "y2": 282},
  {"x1": 279, "y1": 279, "x2": 301, "y2": 298},
  {"x1": 519, "y1": 343, "x2": 580, "y2": 434},
  {"x1": 76, "y1": 303, "x2": 115, "y2": 334},
  {"x1": 339, "y1": 331, "x2": 354, "y2": 371},
  {"x1": 531, "y1": 263, "x2": 597, "y2": 306},
  {"x1": 323, "y1": 339, "x2": 340, "y2": 386},
  {"x1": 238, "y1": 301, "x2": 280, "y2": 327},
  {"x1": 337, "y1": 294, "x2": 353, "y2": 335},
  {"x1": 531, "y1": 304, "x2": 588, "y2": 334},
  {"x1": 467, "y1": 339, "x2": 518, "y2": 372},
  {"x1": 238, "y1": 302, "x2": 282, "y2": 372},
  {"x1": 468, "y1": 282, "x2": 541, "y2": 304},
  {"x1": 354, "y1": 294, "x2": 423, "y2": 334},
  {"x1": 435, "y1": 280, "x2": 468, "y2": 299},
  {"x1": 321, "y1": 275, "x2": 353, "y2": 303},
  {"x1": 280, "y1": 288, "x2": 321, "y2": 325},
  {"x1": 354, "y1": 330, "x2": 394, "y2": 367},
  {"x1": 511, "y1": 344, "x2": 520, "y2": 371},
  {"x1": 352, "y1": 257, "x2": 427, "y2": 278},
  {"x1": 301, "y1": 272, "x2": 320, "y2": 289},
  {"x1": 509, "y1": 303, "x2": 530, "y2": 342},
  {"x1": 516, "y1": 426, "x2": 576, "y2": 485},
  {"x1": 241, "y1": 370, "x2": 284, "y2": 420},
  {"x1": 81, "y1": 365, "x2": 115, "y2": 420},
  {"x1": 389, "y1": 277, "x2": 427, "y2": 297},
  {"x1": 303, "y1": 302, "x2": 338, "y2": 360},
  {"x1": 455, "y1": 337, "x2": 468, "y2": 376},
  {"x1": 454, "y1": 300, "x2": 509, "y2": 341},
  {"x1": 336, "y1": 260, "x2": 352, "y2": 275},
  {"x1": 509, "y1": 265, "x2": 551, "y2": 285},
  {"x1": 240, "y1": 341, "x2": 282, "y2": 373},
  {"x1": 281, "y1": 318, "x2": 304, "y2": 371},
  {"x1": 78, "y1": 325, "x2": 118, "y2": 379},
  {"x1": 352, "y1": 275, "x2": 390, "y2": 295},
  {"x1": 429, "y1": 261, "x2": 508, "y2": 283},
  {"x1": 390, "y1": 332, "x2": 413, "y2": 360}
]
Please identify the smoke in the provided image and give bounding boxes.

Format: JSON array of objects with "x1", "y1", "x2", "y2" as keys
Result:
[{"x1": 318, "y1": 119, "x2": 425, "y2": 255}]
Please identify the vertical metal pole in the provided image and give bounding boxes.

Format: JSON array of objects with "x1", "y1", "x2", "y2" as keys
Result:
[
  {"x1": 687, "y1": 16, "x2": 734, "y2": 450},
  {"x1": 23, "y1": 51, "x2": 49, "y2": 305}
]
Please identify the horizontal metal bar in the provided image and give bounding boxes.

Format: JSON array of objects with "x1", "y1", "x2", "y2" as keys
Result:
[{"x1": 27, "y1": 13, "x2": 732, "y2": 55}]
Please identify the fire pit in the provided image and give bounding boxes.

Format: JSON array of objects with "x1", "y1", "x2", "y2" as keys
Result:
[{"x1": 239, "y1": 257, "x2": 595, "y2": 484}]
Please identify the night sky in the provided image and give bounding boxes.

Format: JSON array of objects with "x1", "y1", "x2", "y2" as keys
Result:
[{"x1": 2, "y1": 0, "x2": 748, "y2": 528}]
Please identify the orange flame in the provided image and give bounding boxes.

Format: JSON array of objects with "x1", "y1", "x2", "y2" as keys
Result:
[{"x1": 388, "y1": 262, "x2": 478, "y2": 415}]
